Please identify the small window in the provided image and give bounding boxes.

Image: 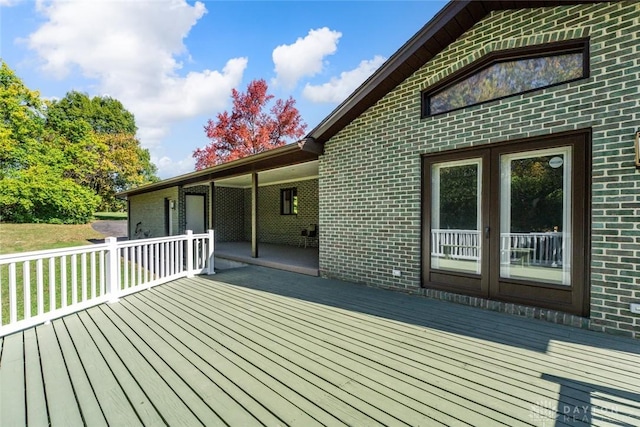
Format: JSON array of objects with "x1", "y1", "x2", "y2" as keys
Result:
[
  {"x1": 423, "y1": 39, "x2": 589, "y2": 116},
  {"x1": 281, "y1": 188, "x2": 298, "y2": 215}
]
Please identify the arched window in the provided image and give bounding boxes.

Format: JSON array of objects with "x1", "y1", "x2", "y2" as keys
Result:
[{"x1": 422, "y1": 39, "x2": 589, "y2": 116}]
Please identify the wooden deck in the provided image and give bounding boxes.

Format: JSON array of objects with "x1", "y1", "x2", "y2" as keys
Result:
[{"x1": 1, "y1": 265, "x2": 639, "y2": 426}]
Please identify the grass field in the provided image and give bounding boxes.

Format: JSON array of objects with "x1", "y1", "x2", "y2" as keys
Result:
[
  {"x1": 0, "y1": 223, "x2": 107, "y2": 255},
  {"x1": 94, "y1": 212, "x2": 128, "y2": 220},
  {"x1": 0, "y1": 211, "x2": 127, "y2": 255}
]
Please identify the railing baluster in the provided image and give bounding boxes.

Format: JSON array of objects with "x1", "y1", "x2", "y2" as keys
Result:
[
  {"x1": 9, "y1": 263, "x2": 17, "y2": 324},
  {"x1": 136, "y1": 246, "x2": 142, "y2": 287},
  {"x1": 82, "y1": 252, "x2": 87, "y2": 302},
  {"x1": 123, "y1": 247, "x2": 129, "y2": 289},
  {"x1": 153, "y1": 243, "x2": 159, "y2": 280},
  {"x1": 72, "y1": 254, "x2": 78, "y2": 305},
  {"x1": 91, "y1": 252, "x2": 96, "y2": 299},
  {"x1": 171, "y1": 241, "x2": 175, "y2": 276},
  {"x1": 61, "y1": 255, "x2": 67, "y2": 308},
  {"x1": 130, "y1": 247, "x2": 135, "y2": 288},
  {"x1": 100, "y1": 250, "x2": 105, "y2": 296},
  {"x1": 144, "y1": 244, "x2": 149, "y2": 284},
  {"x1": 49, "y1": 257, "x2": 56, "y2": 312},
  {"x1": 37, "y1": 259, "x2": 43, "y2": 315},
  {"x1": 24, "y1": 261, "x2": 31, "y2": 320}
]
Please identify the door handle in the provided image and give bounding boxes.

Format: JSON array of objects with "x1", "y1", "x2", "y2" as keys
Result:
[{"x1": 485, "y1": 226, "x2": 490, "y2": 238}]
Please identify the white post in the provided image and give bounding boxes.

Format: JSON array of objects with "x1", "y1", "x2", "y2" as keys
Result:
[
  {"x1": 186, "y1": 230, "x2": 194, "y2": 278},
  {"x1": 207, "y1": 229, "x2": 215, "y2": 275},
  {"x1": 105, "y1": 237, "x2": 120, "y2": 303}
]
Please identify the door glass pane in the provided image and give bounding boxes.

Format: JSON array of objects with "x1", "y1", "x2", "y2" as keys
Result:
[
  {"x1": 431, "y1": 159, "x2": 482, "y2": 274},
  {"x1": 500, "y1": 148, "x2": 571, "y2": 285}
]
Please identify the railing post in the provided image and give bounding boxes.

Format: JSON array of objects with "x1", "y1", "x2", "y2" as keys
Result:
[
  {"x1": 186, "y1": 230, "x2": 194, "y2": 278},
  {"x1": 105, "y1": 237, "x2": 120, "y2": 303},
  {"x1": 207, "y1": 229, "x2": 215, "y2": 275}
]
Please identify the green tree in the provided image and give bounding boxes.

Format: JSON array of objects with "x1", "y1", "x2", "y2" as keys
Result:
[
  {"x1": 0, "y1": 61, "x2": 48, "y2": 175},
  {"x1": 0, "y1": 61, "x2": 156, "y2": 221},
  {"x1": 0, "y1": 62, "x2": 99, "y2": 223},
  {"x1": 46, "y1": 91, "x2": 158, "y2": 211}
]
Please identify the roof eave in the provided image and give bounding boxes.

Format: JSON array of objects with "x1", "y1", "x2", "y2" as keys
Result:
[{"x1": 118, "y1": 143, "x2": 317, "y2": 198}]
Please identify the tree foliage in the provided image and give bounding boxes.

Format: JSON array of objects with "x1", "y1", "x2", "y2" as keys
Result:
[
  {"x1": 193, "y1": 79, "x2": 306, "y2": 169},
  {"x1": 0, "y1": 61, "x2": 157, "y2": 223},
  {"x1": 45, "y1": 91, "x2": 158, "y2": 210}
]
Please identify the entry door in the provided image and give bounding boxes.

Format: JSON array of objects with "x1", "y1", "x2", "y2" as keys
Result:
[
  {"x1": 185, "y1": 195, "x2": 206, "y2": 234},
  {"x1": 423, "y1": 132, "x2": 589, "y2": 315}
]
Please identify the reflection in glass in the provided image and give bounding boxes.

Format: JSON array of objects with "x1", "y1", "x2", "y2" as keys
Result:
[
  {"x1": 431, "y1": 159, "x2": 482, "y2": 274},
  {"x1": 500, "y1": 148, "x2": 571, "y2": 285},
  {"x1": 429, "y1": 52, "x2": 584, "y2": 115}
]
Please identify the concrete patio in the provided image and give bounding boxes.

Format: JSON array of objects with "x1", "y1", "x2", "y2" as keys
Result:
[{"x1": 215, "y1": 241, "x2": 319, "y2": 276}]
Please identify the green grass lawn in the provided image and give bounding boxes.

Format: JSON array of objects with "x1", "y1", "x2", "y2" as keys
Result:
[
  {"x1": 0, "y1": 223, "x2": 107, "y2": 254},
  {"x1": 94, "y1": 211, "x2": 128, "y2": 221}
]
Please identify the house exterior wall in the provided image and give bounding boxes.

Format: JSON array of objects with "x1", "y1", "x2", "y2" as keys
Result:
[
  {"x1": 128, "y1": 187, "x2": 179, "y2": 238},
  {"x1": 239, "y1": 179, "x2": 319, "y2": 245},
  {"x1": 319, "y1": 2, "x2": 640, "y2": 337},
  {"x1": 178, "y1": 185, "x2": 210, "y2": 234},
  {"x1": 215, "y1": 187, "x2": 245, "y2": 242}
]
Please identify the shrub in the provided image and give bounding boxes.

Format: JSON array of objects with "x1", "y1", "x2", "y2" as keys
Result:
[{"x1": 0, "y1": 167, "x2": 100, "y2": 224}]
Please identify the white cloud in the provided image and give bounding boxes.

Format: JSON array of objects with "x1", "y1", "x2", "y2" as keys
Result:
[
  {"x1": 302, "y1": 55, "x2": 386, "y2": 104},
  {"x1": 155, "y1": 154, "x2": 196, "y2": 179},
  {"x1": 25, "y1": 0, "x2": 247, "y2": 150},
  {"x1": 272, "y1": 27, "x2": 341, "y2": 89}
]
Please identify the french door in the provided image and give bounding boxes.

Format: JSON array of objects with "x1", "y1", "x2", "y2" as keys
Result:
[{"x1": 422, "y1": 131, "x2": 589, "y2": 315}]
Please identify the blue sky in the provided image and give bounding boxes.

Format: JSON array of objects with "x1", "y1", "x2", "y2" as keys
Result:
[{"x1": 1, "y1": 0, "x2": 447, "y2": 178}]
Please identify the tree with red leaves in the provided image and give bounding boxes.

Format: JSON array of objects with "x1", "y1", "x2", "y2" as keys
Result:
[{"x1": 193, "y1": 79, "x2": 307, "y2": 169}]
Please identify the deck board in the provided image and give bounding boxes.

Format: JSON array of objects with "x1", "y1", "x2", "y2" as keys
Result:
[
  {"x1": 36, "y1": 322, "x2": 85, "y2": 426},
  {"x1": 74, "y1": 310, "x2": 161, "y2": 426},
  {"x1": 52, "y1": 320, "x2": 107, "y2": 426},
  {"x1": 170, "y1": 279, "x2": 509, "y2": 426},
  {"x1": 1, "y1": 265, "x2": 639, "y2": 426},
  {"x1": 23, "y1": 328, "x2": 48, "y2": 427},
  {"x1": 183, "y1": 279, "x2": 542, "y2": 426},
  {"x1": 0, "y1": 332, "x2": 25, "y2": 425},
  {"x1": 62, "y1": 314, "x2": 141, "y2": 427},
  {"x1": 85, "y1": 308, "x2": 205, "y2": 426}
]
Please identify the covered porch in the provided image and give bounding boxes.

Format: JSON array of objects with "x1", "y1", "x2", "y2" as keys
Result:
[
  {"x1": 1, "y1": 265, "x2": 639, "y2": 426},
  {"x1": 215, "y1": 241, "x2": 319, "y2": 276}
]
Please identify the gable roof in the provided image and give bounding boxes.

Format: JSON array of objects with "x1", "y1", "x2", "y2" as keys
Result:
[{"x1": 305, "y1": 0, "x2": 603, "y2": 145}]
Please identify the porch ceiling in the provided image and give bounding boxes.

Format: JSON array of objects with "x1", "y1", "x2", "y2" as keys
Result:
[{"x1": 214, "y1": 160, "x2": 318, "y2": 188}]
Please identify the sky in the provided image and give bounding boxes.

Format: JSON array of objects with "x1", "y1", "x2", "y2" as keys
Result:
[{"x1": 1, "y1": 0, "x2": 447, "y2": 178}]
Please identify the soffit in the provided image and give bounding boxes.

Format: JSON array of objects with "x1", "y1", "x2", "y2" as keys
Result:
[{"x1": 214, "y1": 161, "x2": 319, "y2": 188}]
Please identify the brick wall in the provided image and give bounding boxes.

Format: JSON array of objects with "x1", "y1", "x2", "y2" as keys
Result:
[
  {"x1": 128, "y1": 187, "x2": 179, "y2": 238},
  {"x1": 244, "y1": 179, "x2": 319, "y2": 245},
  {"x1": 215, "y1": 187, "x2": 245, "y2": 242},
  {"x1": 319, "y1": 2, "x2": 640, "y2": 337}
]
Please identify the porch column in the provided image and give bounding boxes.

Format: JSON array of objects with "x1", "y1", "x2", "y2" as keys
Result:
[
  {"x1": 251, "y1": 171, "x2": 259, "y2": 258},
  {"x1": 214, "y1": 181, "x2": 216, "y2": 230}
]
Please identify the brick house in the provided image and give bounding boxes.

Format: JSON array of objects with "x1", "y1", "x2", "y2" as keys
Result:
[{"x1": 121, "y1": 0, "x2": 640, "y2": 337}]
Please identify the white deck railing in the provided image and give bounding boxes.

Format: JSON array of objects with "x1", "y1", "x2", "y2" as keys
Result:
[
  {"x1": 0, "y1": 230, "x2": 214, "y2": 337},
  {"x1": 431, "y1": 229, "x2": 482, "y2": 260},
  {"x1": 431, "y1": 229, "x2": 563, "y2": 266}
]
